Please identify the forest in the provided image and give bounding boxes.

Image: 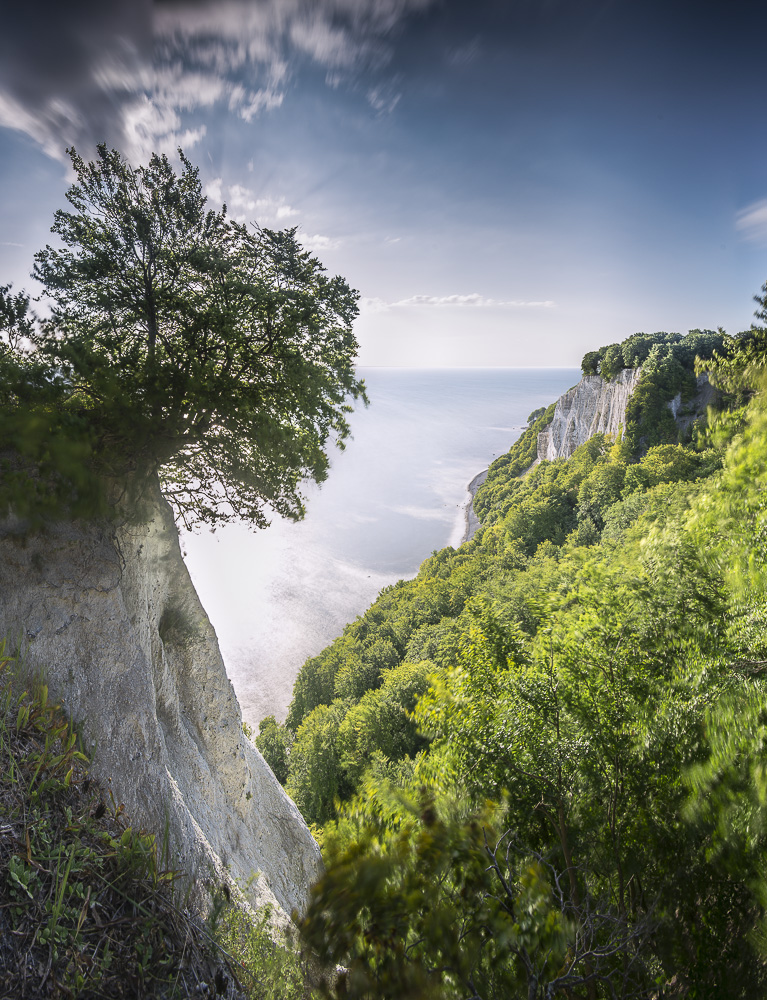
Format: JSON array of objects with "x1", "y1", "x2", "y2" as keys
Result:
[{"x1": 257, "y1": 310, "x2": 767, "y2": 998}]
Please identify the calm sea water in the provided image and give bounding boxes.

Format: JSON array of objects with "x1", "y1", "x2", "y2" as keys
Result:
[{"x1": 182, "y1": 367, "x2": 579, "y2": 726}]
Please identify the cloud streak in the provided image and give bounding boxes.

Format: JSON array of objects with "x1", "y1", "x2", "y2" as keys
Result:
[
  {"x1": 0, "y1": 0, "x2": 439, "y2": 163},
  {"x1": 736, "y1": 199, "x2": 767, "y2": 243},
  {"x1": 361, "y1": 294, "x2": 556, "y2": 311},
  {"x1": 202, "y1": 179, "x2": 339, "y2": 249}
]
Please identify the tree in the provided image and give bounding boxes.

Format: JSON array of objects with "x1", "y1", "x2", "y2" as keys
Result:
[
  {"x1": 254, "y1": 715, "x2": 293, "y2": 785},
  {"x1": 286, "y1": 701, "x2": 351, "y2": 826},
  {"x1": 0, "y1": 284, "x2": 32, "y2": 347},
  {"x1": 27, "y1": 144, "x2": 365, "y2": 528},
  {"x1": 581, "y1": 349, "x2": 602, "y2": 377}
]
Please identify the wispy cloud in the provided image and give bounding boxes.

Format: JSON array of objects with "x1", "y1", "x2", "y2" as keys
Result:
[
  {"x1": 736, "y1": 199, "x2": 767, "y2": 243},
  {"x1": 201, "y1": 180, "x2": 338, "y2": 249},
  {"x1": 204, "y1": 178, "x2": 224, "y2": 204},
  {"x1": 0, "y1": 0, "x2": 438, "y2": 163},
  {"x1": 445, "y1": 37, "x2": 482, "y2": 68},
  {"x1": 300, "y1": 233, "x2": 341, "y2": 251},
  {"x1": 363, "y1": 293, "x2": 556, "y2": 310},
  {"x1": 204, "y1": 180, "x2": 300, "y2": 225},
  {"x1": 367, "y1": 81, "x2": 402, "y2": 115}
]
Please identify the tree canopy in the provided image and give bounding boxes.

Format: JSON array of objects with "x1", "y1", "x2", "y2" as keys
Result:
[{"x1": 1, "y1": 145, "x2": 365, "y2": 528}]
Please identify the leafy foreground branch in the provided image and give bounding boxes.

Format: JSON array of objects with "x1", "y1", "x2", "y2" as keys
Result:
[
  {"x1": 0, "y1": 648, "x2": 315, "y2": 999},
  {"x1": 299, "y1": 792, "x2": 661, "y2": 1000}
]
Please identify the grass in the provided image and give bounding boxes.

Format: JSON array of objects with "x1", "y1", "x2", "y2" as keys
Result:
[{"x1": 0, "y1": 644, "x2": 319, "y2": 1000}]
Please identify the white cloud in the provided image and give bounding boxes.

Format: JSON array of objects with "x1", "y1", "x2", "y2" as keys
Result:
[
  {"x1": 367, "y1": 83, "x2": 402, "y2": 115},
  {"x1": 0, "y1": 91, "x2": 84, "y2": 163},
  {"x1": 148, "y1": 66, "x2": 228, "y2": 110},
  {"x1": 238, "y1": 87, "x2": 285, "y2": 122},
  {"x1": 228, "y1": 184, "x2": 259, "y2": 214},
  {"x1": 358, "y1": 294, "x2": 556, "y2": 314},
  {"x1": 120, "y1": 94, "x2": 206, "y2": 163},
  {"x1": 289, "y1": 15, "x2": 362, "y2": 69},
  {"x1": 205, "y1": 177, "x2": 224, "y2": 203},
  {"x1": 389, "y1": 294, "x2": 556, "y2": 308},
  {"x1": 736, "y1": 199, "x2": 767, "y2": 243},
  {"x1": 211, "y1": 183, "x2": 302, "y2": 225},
  {"x1": 359, "y1": 296, "x2": 389, "y2": 313},
  {"x1": 301, "y1": 233, "x2": 341, "y2": 251},
  {"x1": 246, "y1": 193, "x2": 293, "y2": 219}
]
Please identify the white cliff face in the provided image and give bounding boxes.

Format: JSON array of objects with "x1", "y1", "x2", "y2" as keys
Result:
[
  {"x1": 0, "y1": 481, "x2": 322, "y2": 925},
  {"x1": 537, "y1": 368, "x2": 642, "y2": 462}
]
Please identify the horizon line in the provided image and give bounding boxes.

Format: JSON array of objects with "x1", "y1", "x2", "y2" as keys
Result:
[{"x1": 355, "y1": 364, "x2": 582, "y2": 370}]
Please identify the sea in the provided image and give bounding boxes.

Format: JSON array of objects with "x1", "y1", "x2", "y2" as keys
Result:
[{"x1": 182, "y1": 367, "x2": 580, "y2": 727}]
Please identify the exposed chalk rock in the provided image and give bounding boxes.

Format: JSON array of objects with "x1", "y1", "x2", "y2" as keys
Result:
[
  {"x1": 0, "y1": 479, "x2": 322, "y2": 926},
  {"x1": 537, "y1": 368, "x2": 642, "y2": 462}
]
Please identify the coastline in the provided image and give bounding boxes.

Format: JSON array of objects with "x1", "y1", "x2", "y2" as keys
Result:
[{"x1": 461, "y1": 468, "x2": 488, "y2": 544}]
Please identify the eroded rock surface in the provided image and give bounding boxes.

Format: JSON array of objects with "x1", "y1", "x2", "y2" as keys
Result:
[
  {"x1": 0, "y1": 481, "x2": 322, "y2": 925},
  {"x1": 537, "y1": 368, "x2": 642, "y2": 462}
]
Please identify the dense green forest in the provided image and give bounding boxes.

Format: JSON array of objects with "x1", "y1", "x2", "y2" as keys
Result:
[{"x1": 257, "y1": 310, "x2": 767, "y2": 997}]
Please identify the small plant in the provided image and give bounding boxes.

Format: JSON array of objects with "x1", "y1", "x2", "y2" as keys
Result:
[{"x1": 213, "y1": 897, "x2": 320, "y2": 1000}]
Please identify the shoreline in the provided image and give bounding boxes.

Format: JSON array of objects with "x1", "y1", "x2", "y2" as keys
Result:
[
  {"x1": 461, "y1": 468, "x2": 489, "y2": 544},
  {"x1": 460, "y1": 419, "x2": 538, "y2": 545}
]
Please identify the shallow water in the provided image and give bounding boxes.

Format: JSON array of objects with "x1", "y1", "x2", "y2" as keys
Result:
[{"x1": 182, "y1": 367, "x2": 579, "y2": 726}]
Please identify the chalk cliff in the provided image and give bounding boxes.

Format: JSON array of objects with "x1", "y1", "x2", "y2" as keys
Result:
[
  {"x1": 537, "y1": 368, "x2": 642, "y2": 462},
  {"x1": 0, "y1": 480, "x2": 322, "y2": 926}
]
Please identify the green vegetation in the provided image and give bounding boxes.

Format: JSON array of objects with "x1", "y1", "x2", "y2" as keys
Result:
[
  {"x1": 0, "y1": 647, "x2": 318, "y2": 998},
  {"x1": 0, "y1": 143, "x2": 357, "y2": 996},
  {"x1": 0, "y1": 647, "x2": 227, "y2": 996},
  {"x1": 9, "y1": 141, "x2": 767, "y2": 996},
  {"x1": 278, "y1": 310, "x2": 767, "y2": 995},
  {"x1": 581, "y1": 329, "x2": 730, "y2": 451},
  {"x1": 0, "y1": 145, "x2": 364, "y2": 529},
  {"x1": 255, "y1": 716, "x2": 294, "y2": 786},
  {"x1": 214, "y1": 904, "x2": 318, "y2": 1000},
  {"x1": 280, "y1": 430, "x2": 722, "y2": 829}
]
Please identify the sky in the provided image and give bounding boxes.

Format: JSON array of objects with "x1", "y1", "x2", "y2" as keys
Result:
[{"x1": 1, "y1": 0, "x2": 767, "y2": 367}]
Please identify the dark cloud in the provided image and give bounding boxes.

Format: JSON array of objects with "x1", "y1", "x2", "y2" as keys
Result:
[
  {"x1": 0, "y1": 0, "x2": 439, "y2": 163},
  {"x1": 0, "y1": 0, "x2": 152, "y2": 159}
]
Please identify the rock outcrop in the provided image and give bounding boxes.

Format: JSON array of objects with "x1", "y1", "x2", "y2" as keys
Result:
[
  {"x1": 537, "y1": 368, "x2": 642, "y2": 462},
  {"x1": 0, "y1": 481, "x2": 322, "y2": 926}
]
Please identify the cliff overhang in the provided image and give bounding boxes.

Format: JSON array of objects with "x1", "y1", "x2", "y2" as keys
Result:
[{"x1": 0, "y1": 481, "x2": 322, "y2": 926}]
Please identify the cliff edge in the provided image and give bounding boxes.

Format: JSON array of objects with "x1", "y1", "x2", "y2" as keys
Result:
[
  {"x1": 0, "y1": 480, "x2": 322, "y2": 925},
  {"x1": 537, "y1": 368, "x2": 642, "y2": 462}
]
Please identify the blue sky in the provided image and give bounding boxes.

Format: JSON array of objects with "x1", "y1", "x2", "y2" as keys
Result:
[{"x1": 1, "y1": 0, "x2": 766, "y2": 366}]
